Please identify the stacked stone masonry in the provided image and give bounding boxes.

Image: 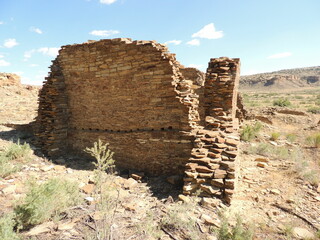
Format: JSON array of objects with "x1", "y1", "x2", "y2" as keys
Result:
[{"x1": 35, "y1": 38, "x2": 240, "y2": 203}]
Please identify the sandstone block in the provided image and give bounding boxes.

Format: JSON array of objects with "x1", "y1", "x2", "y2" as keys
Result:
[{"x1": 214, "y1": 169, "x2": 227, "y2": 179}]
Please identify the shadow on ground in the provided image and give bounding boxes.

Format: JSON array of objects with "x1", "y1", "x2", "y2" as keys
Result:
[{"x1": 0, "y1": 123, "x2": 183, "y2": 201}]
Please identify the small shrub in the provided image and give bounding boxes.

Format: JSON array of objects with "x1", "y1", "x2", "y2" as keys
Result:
[
  {"x1": 283, "y1": 223, "x2": 293, "y2": 239},
  {"x1": 0, "y1": 141, "x2": 32, "y2": 178},
  {"x1": 273, "y1": 98, "x2": 291, "y2": 107},
  {"x1": 4, "y1": 140, "x2": 33, "y2": 161},
  {"x1": 84, "y1": 140, "x2": 119, "y2": 240},
  {"x1": 0, "y1": 155, "x2": 20, "y2": 178},
  {"x1": 307, "y1": 106, "x2": 320, "y2": 114},
  {"x1": 240, "y1": 122, "x2": 263, "y2": 141},
  {"x1": 14, "y1": 178, "x2": 81, "y2": 230},
  {"x1": 161, "y1": 202, "x2": 200, "y2": 240},
  {"x1": 0, "y1": 213, "x2": 20, "y2": 240},
  {"x1": 85, "y1": 139, "x2": 115, "y2": 174},
  {"x1": 306, "y1": 133, "x2": 320, "y2": 148},
  {"x1": 270, "y1": 132, "x2": 281, "y2": 141},
  {"x1": 286, "y1": 133, "x2": 297, "y2": 142},
  {"x1": 217, "y1": 214, "x2": 253, "y2": 240},
  {"x1": 247, "y1": 143, "x2": 294, "y2": 160}
]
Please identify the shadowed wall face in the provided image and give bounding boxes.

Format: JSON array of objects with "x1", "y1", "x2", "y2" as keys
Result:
[{"x1": 36, "y1": 38, "x2": 199, "y2": 175}]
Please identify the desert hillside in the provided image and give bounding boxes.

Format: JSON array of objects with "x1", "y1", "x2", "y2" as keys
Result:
[{"x1": 240, "y1": 66, "x2": 320, "y2": 90}]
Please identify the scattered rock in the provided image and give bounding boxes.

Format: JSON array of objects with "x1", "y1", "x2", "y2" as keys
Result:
[
  {"x1": 164, "y1": 196, "x2": 174, "y2": 204},
  {"x1": 88, "y1": 175, "x2": 95, "y2": 184},
  {"x1": 84, "y1": 196, "x2": 94, "y2": 204},
  {"x1": 206, "y1": 235, "x2": 218, "y2": 240},
  {"x1": 54, "y1": 165, "x2": 66, "y2": 171},
  {"x1": 122, "y1": 203, "x2": 137, "y2": 211},
  {"x1": 81, "y1": 184, "x2": 95, "y2": 194},
  {"x1": 178, "y1": 194, "x2": 190, "y2": 203},
  {"x1": 255, "y1": 157, "x2": 269, "y2": 163},
  {"x1": 26, "y1": 222, "x2": 55, "y2": 236},
  {"x1": 1, "y1": 184, "x2": 16, "y2": 194},
  {"x1": 292, "y1": 227, "x2": 314, "y2": 239},
  {"x1": 201, "y1": 214, "x2": 221, "y2": 227},
  {"x1": 270, "y1": 189, "x2": 281, "y2": 195},
  {"x1": 269, "y1": 141, "x2": 277, "y2": 146},
  {"x1": 58, "y1": 219, "x2": 78, "y2": 230},
  {"x1": 123, "y1": 178, "x2": 138, "y2": 190},
  {"x1": 257, "y1": 162, "x2": 268, "y2": 168},
  {"x1": 286, "y1": 198, "x2": 294, "y2": 203},
  {"x1": 41, "y1": 165, "x2": 54, "y2": 172},
  {"x1": 201, "y1": 197, "x2": 220, "y2": 208}
]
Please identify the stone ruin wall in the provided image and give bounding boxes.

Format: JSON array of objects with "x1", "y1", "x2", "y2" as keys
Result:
[{"x1": 35, "y1": 38, "x2": 240, "y2": 202}]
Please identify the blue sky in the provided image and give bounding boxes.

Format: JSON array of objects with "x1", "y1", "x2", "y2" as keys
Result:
[{"x1": 0, "y1": 0, "x2": 319, "y2": 85}]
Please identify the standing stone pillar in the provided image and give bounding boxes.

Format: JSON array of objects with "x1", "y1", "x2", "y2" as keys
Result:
[{"x1": 183, "y1": 57, "x2": 240, "y2": 204}]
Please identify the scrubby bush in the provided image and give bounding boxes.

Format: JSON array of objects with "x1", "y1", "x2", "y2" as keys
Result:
[
  {"x1": 0, "y1": 213, "x2": 20, "y2": 240},
  {"x1": 307, "y1": 106, "x2": 320, "y2": 114},
  {"x1": 85, "y1": 139, "x2": 115, "y2": 174},
  {"x1": 273, "y1": 98, "x2": 291, "y2": 107},
  {"x1": 0, "y1": 141, "x2": 33, "y2": 178},
  {"x1": 4, "y1": 140, "x2": 32, "y2": 161},
  {"x1": 306, "y1": 133, "x2": 320, "y2": 148},
  {"x1": 247, "y1": 143, "x2": 295, "y2": 160},
  {"x1": 14, "y1": 178, "x2": 81, "y2": 230},
  {"x1": 240, "y1": 122, "x2": 263, "y2": 141},
  {"x1": 217, "y1": 214, "x2": 254, "y2": 240},
  {"x1": 286, "y1": 133, "x2": 297, "y2": 142},
  {"x1": 0, "y1": 155, "x2": 20, "y2": 178},
  {"x1": 270, "y1": 132, "x2": 281, "y2": 141}
]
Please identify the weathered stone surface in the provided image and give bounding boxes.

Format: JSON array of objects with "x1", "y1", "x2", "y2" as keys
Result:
[
  {"x1": 214, "y1": 169, "x2": 227, "y2": 179},
  {"x1": 292, "y1": 227, "x2": 314, "y2": 239},
  {"x1": 211, "y1": 179, "x2": 224, "y2": 188}
]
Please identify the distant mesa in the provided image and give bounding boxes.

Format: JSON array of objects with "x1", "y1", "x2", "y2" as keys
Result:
[{"x1": 240, "y1": 66, "x2": 320, "y2": 90}]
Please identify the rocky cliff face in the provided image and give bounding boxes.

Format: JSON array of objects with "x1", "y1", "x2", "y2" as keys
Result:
[
  {"x1": 240, "y1": 66, "x2": 320, "y2": 90},
  {"x1": 0, "y1": 72, "x2": 21, "y2": 87}
]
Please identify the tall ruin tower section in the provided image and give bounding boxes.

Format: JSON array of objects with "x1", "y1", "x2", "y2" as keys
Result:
[{"x1": 35, "y1": 38, "x2": 240, "y2": 202}]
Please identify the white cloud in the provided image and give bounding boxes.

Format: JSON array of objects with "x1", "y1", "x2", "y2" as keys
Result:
[
  {"x1": 0, "y1": 59, "x2": 10, "y2": 66},
  {"x1": 29, "y1": 63, "x2": 39, "y2": 67},
  {"x1": 0, "y1": 21, "x2": 4, "y2": 25},
  {"x1": 24, "y1": 50, "x2": 35, "y2": 60},
  {"x1": 89, "y1": 30, "x2": 120, "y2": 36},
  {"x1": 100, "y1": 0, "x2": 117, "y2": 4},
  {"x1": 164, "y1": 40, "x2": 182, "y2": 45},
  {"x1": 186, "y1": 39, "x2": 200, "y2": 46},
  {"x1": 267, "y1": 52, "x2": 292, "y2": 59},
  {"x1": 3, "y1": 38, "x2": 19, "y2": 48},
  {"x1": 23, "y1": 47, "x2": 60, "y2": 61},
  {"x1": 38, "y1": 47, "x2": 60, "y2": 57},
  {"x1": 192, "y1": 23, "x2": 223, "y2": 39},
  {"x1": 30, "y1": 26, "x2": 43, "y2": 34},
  {"x1": 0, "y1": 54, "x2": 4, "y2": 58}
]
